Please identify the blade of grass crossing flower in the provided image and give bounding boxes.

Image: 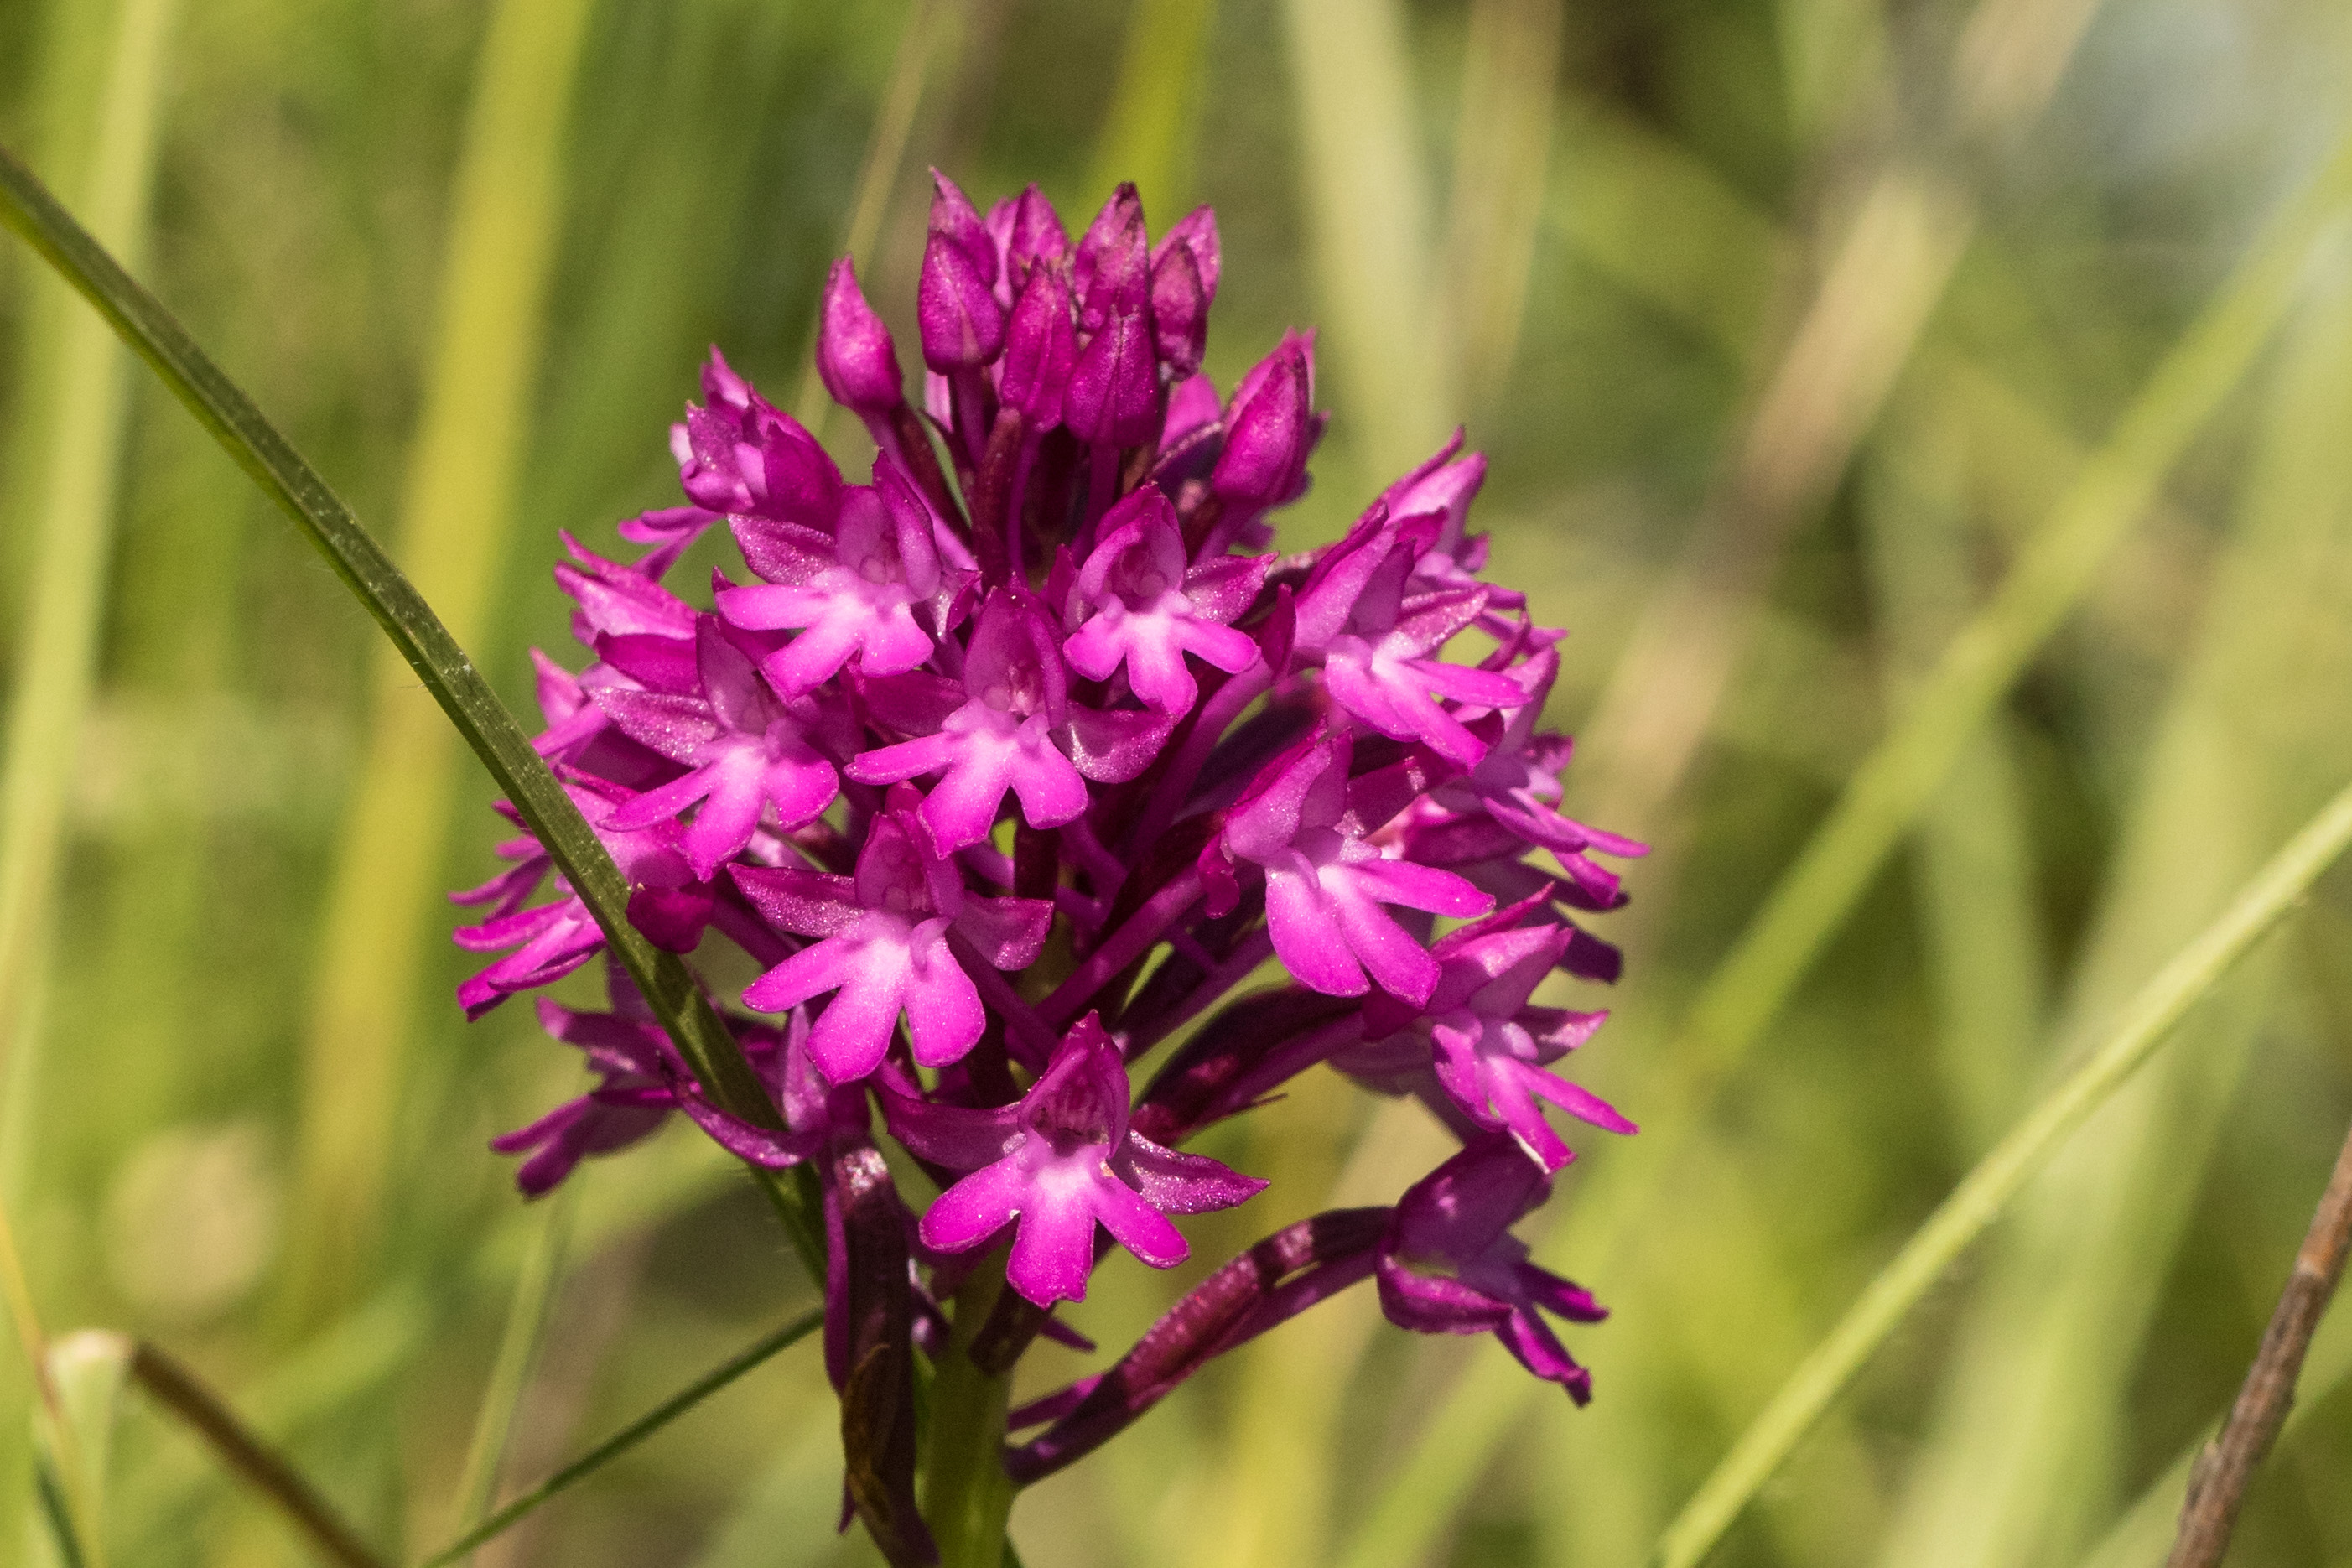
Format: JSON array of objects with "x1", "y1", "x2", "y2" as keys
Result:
[
  {"x1": 278, "y1": 0, "x2": 597, "y2": 1332},
  {"x1": 1646, "y1": 776, "x2": 2352, "y2": 1568},
  {"x1": 1333, "y1": 106, "x2": 2352, "y2": 1568},
  {"x1": 416, "y1": 1310, "x2": 823, "y2": 1568},
  {"x1": 0, "y1": 143, "x2": 800, "y2": 1231},
  {"x1": 1866, "y1": 237, "x2": 2352, "y2": 1568},
  {"x1": 446, "y1": 1185, "x2": 573, "y2": 1555}
]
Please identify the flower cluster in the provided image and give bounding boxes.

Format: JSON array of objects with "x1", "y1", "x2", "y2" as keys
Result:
[{"x1": 453, "y1": 173, "x2": 1642, "y2": 1564}]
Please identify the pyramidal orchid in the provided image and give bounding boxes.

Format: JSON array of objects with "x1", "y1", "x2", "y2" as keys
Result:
[{"x1": 452, "y1": 172, "x2": 1644, "y2": 1566}]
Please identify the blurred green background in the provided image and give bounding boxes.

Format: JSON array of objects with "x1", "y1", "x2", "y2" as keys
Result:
[{"x1": 8, "y1": 0, "x2": 2352, "y2": 1564}]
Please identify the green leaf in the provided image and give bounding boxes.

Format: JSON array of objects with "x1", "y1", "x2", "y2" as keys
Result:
[
  {"x1": 0, "y1": 138, "x2": 824, "y2": 1273},
  {"x1": 1646, "y1": 775, "x2": 2352, "y2": 1568}
]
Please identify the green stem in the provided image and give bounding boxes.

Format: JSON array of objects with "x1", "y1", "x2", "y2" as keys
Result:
[{"x1": 922, "y1": 1257, "x2": 1017, "y2": 1568}]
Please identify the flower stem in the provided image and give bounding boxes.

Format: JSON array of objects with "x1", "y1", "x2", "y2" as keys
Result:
[{"x1": 923, "y1": 1254, "x2": 1017, "y2": 1568}]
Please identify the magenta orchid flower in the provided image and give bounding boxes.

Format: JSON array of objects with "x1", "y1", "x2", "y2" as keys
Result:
[
  {"x1": 593, "y1": 617, "x2": 844, "y2": 880},
  {"x1": 1377, "y1": 1137, "x2": 1608, "y2": 1403},
  {"x1": 848, "y1": 589, "x2": 1164, "y2": 853},
  {"x1": 1293, "y1": 506, "x2": 1530, "y2": 767},
  {"x1": 455, "y1": 174, "x2": 1643, "y2": 1562},
  {"x1": 732, "y1": 788, "x2": 1051, "y2": 1082},
  {"x1": 890, "y1": 1016, "x2": 1264, "y2": 1306},
  {"x1": 1202, "y1": 727, "x2": 1493, "y2": 1006},
  {"x1": 1352, "y1": 901, "x2": 1636, "y2": 1171},
  {"x1": 716, "y1": 459, "x2": 948, "y2": 695},
  {"x1": 1061, "y1": 484, "x2": 1266, "y2": 715}
]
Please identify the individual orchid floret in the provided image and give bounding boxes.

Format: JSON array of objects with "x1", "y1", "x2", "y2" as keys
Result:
[
  {"x1": 1211, "y1": 331, "x2": 1317, "y2": 516},
  {"x1": 489, "y1": 994, "x2": 677, "y2": 1196},
  {"x1": 675, "y1": 349, "x2": 846, "y2": 528},
  {"x1": 1062, "y1": 484, "x2": 1266, "y2": 714},
  {"x1": 1381, "y1": 431, "x2": 1505, "y2": 600},
  {"x1": 849, "y1": 589, "x2": 1165, "y2": 853},
  {"x1": 554, "y1": 532, "x2": 698, "y2": 651},
  {"x1": 817, "y1": 257, "x2": 906, "y2": 418},
  {"x1": 1293, "y1": 505, "x2": 1529, "y2": 767},
  {"x1": 1202, "y1": 727, "x2": 1493, "y2": 1006},
  {"x1": 451, "y1": 776, "x2": 714, "y2": 1019},
  {"x1": 890, "y1": 1015, "x2": 1265, "y2": 1306},
  {"x1": 1376, "y1": 1137, "x2": 1607, "y2": 1403},
  {"x1": 1063, "y1": 184, "x2": 1160, "y2": 449},
  {"x1": 733, "y1": 787, "x2": 1051, "y2": 1082},
  {"x1": 1359, "y1": 901, "x2": 1634, "y2": 1171},
  {"x1": 918, "y1": 169, "x2": 1005, "y2": 371},
  {"x1": 1424, "y1": 646, "x2": 1648, "y2": 905},
  {"x1": 593, "y1": 617, "x2": 843, "y2": 880},
  {"x1": 1152, "y1": 205, "x2": 1220, "y2": 305},
  {"x1": 716, "y1": 459, "x2": 945, "y2": 695}
]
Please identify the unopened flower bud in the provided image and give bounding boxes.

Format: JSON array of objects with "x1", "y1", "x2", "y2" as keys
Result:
[
  {"x1": 816, "y1": 257, "x2": 904, "y2": 414},
  {"x1": 1000, "y1": 261, "x2": 1077, "y2": 426},
  {"x1": 920, "y1": 171, "x2": 1005, "y2": 370},
  {"x1": 1212, "y1": 332, "x2": 1317, "y2": 508}
]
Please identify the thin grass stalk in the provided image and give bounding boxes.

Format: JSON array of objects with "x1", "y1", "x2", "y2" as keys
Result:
[
  {"x1": 1861, "y1": 402, "x2": 2047, "y2": 1150},
  {"x1": 1647, "y1": 775, "x2": 2352, "y2": 1568},
  {"x1": 1332, "y1": 107, "x2": 2352, "y2": 1568},
  {"x1": 1866, "y1": 235, "x2": 2352, "y2": 1568},
  {"x1": 3, "y1": 1194, "x2": 101, "y2": 1567},
  {"x1": 278, "y1": 0, "x2": 599, "y2": 1330},
  {"x1": 0, "y1": 143, "x2": 809, "y2": 1245},
  {"x1": 0, "y1": 3, "x2": 177, "y2": 1557},
  {"x1": 416, "y1": 1310, "x2": 823, "y2": 1568},
  {"x1": 1668, "y1": 113, "x2": 2352, "y2": 1130},
  {"x1": 445, "y1": 1186, "x2": 573, "y2": 1555},
  {"x1": 117, "y1": 1337, "x2": 388, "y2": 1568},
  {"x1": 1572, "y1": 0, "x2": 2106, "y2": 832}
]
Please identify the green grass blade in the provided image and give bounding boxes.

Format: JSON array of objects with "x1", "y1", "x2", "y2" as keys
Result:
[
  {"x1": 415, "y1": 1309, "x2": 823, "y2": 1568},
  {"x1": 0, "y1": 143, "x2": 809, "y2": 1247},
  {"x1": 1437, "y1": 0, "x2": 1565, "y2": 413},
  {"x1": 792, "y1": 0, "x2": 942, "y2": 430},
  {"x1": 279, "y1": 0, "x2": 600, "y2": 1329},
  {"x1": 1645, "y1": 776, "x2": 2352, "y2": 1568},
  {"x1": 1332, "y1": 106, "x2": 2352, "y2": 1568},
  {"x1": 1673, "y1": 117, "x2": 2352, "y2": 1089}
]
